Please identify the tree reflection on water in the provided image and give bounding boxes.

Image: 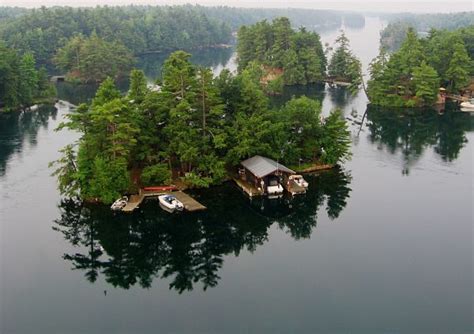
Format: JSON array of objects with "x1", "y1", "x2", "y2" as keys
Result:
[
  {"x1": 53, "y1": 168, "x2": 352, "y2": 293},
  {"x1": 366, "y1": 106, "x2": 472, "y2": 174},
  {"x1": 0, "y1": 105, "x2": 57, "y2": 176}
]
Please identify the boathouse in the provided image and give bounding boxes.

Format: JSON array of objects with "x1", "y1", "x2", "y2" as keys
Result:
[{"x1": 237, "y1": 155, "x2": 295, "y2": 194}]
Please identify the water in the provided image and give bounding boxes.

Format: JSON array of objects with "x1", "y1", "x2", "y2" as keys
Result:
[{"x1": 1, "y1": 17, "x2": 473, "y2": 334}]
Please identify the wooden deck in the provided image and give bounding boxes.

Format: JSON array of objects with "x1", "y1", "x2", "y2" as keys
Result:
[
  {"x1": 172, "y1": 191, "x2": 206, "y2": 211},
  {"x1": 122, "y1": 189, "x2": 206, "y2": 212},
  {"x1": 446, "y1": 94, "x2": 469, "y2": 102},
  {"x1": 122, "y1": 194, "x2": 143, "y2": 212},
  {"x1": 233, "y1": 178, "x2": 264, "y2": 197}
]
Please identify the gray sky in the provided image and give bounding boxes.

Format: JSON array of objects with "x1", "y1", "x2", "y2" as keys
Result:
[{"x1": 1, "y1": 0, "x2": 473, "y2": 13}]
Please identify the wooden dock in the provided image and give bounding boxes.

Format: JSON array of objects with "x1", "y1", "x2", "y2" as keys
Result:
[
  {"x1": 172, "y1": 191, "x2": 206, "y2": 211},
  {"x1": 122, "y1": 189, "x2": 206, "y2": 212},
  {"x1": 122, "y1": 194, "x2": 144, "y2": 212},
  {"x1": 446, "y1": 94, "x2": 469, "y2": 102},
  {"x1": 233, "y1": 178, "x2": 264, "y2": 197}
]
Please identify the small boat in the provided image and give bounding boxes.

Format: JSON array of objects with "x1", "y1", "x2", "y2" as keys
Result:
[
  {"x1": 266, "y1": 176, "x2": 284, "y2": 195},
  {"x1": 143, "y1": 185, "x2": 177, "y2": 192},
  {"x1": 289, "y1": 174, "x2": 309, "y2": 188},
  {"x1": 460, "y1": 98, "x2": 474, "y2": 112},
  {"x1": 158, "y1": 194, "x2": 184, "y2": 212},
  {"x1": 111, "y1": 196, "x2": 128, "y2": 211}
]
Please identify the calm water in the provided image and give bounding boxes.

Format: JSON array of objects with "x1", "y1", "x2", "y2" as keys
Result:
[{"x1": 1, "y1": 17, "x2": 473, "y2": 334}]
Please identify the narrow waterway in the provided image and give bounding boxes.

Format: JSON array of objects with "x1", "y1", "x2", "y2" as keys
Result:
[{"x1": 1, "y1": 16, "x2": 472, "y2": 334}]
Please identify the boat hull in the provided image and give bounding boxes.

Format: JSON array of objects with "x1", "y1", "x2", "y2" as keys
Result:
[{"x1": 158, "y1": 195, "x2": 184, "y2": 212}]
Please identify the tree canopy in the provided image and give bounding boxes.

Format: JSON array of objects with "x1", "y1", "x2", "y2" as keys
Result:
[
  {"x1": 0, "y1": 42, "x2": 55, "y2": 111},
  {"x1": 0, "y1": 5, "x2": 232, "y2": 66},
  {"x1": 51, "y1": 51, "x2": 352, "y2": 203},
  {"x1": 327, "y1": 31, "x2": 362, "y2": 92},
  {"x1": 380, "y1": 12, "x2": 474, "y2": 51},
  {"x1": 237, "y1": 17, "x2": 327, "y2": 86},
  {"x1": 367, "y1": 27, "x2": 473, "y2": 107},
  {"x1": 54, "y1": 33, "x2": 135, "y2": 83}
]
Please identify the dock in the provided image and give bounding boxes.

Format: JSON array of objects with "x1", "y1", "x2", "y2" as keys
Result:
[
  {"x1": 122, "y1": 189, "x2": 206, "y2": 212},
  {"x1": 233, "y1": 177, "x2": 264, "y2": 197}
]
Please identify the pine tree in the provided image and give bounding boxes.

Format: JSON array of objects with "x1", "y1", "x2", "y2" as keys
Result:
[
  {"x1": 445, "y1": 42, "x2": 472, "y2": 92},
  {"x1": 18, "y1": 53, "x2": 38, "y2": 107},
  {"x1": 128, "y1": 69, "x2": 148, "y2": 104},
  {"x1": 412, "y1": 61, "x2": 440, "y2": 105},
  {"x1": 328, "y1": 31, "x2": 362, "y2": 88}
]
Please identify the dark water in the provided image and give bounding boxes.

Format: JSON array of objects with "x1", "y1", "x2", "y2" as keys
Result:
[{"x1": 1, "y1": 17, "x2": 473, "y2": 334}]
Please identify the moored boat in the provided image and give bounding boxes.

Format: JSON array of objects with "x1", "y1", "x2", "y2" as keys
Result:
[
  {"x1": 158, "y1": 194, "x2": 184, "y2": 212},
  {"x1": 110, "y1": 196, "x2": 128, "y2": 211},
  {"x1": 289, "y1": 174, "x2": 309, "y2": 188},
  {"x1": 460, "y1": 98, "x2": 474, "y2": 112},
  {"x1": 266, "y1": 176, "x2": 284, "y2": 196}
]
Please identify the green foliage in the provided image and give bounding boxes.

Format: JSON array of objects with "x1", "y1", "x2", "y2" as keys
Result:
[
  {"x1": 88, "y1": 157, "x2": 130, "y2": 204},
  {"x1": 412, "y1": 61, "x2": 439, "y2": 105},
  {"x1": 279, "y1": 96, "x2": 323, "y2": 164},
  {"x1": 141, "y1": 164, "x2": 171, "y2": 186},
  {"x1": 319, "y1": 109, "x2": 352, "y2": 165},
  {"x1": 52, "y1": 79, "x2": 139, "y2": 203},
  {"x1": 0, "y1": 6, "x2": 232, "y2": 66},
  {"x1": 380, "y1": 12, "x2": 474, "y2": 52},
  {"x1": 128, "y1": 69, "x2": 149, "y2": 103},
  {"x1": 49, "y1": 144, "x2": 80, "y2": 198},
  {"x1": 237, "y1": 17, "x2": 326, "y2": 86},
  {"x1": 0, "y1": 43, "x2": 54, "y2": 111},
  {"x1": 368, "y1": 26, "x2": 473, "y2": 107},
  {"x1": 52, "y1": 51, "x2": 352, "y2": 201},
  {"x1": 91, "y1": 77, "x2": 122, "y2": 107},
  {"x1": 54, "y1": 33, "x2": 134, "y2": 83},
  {"x1": 328, "y1": 31, "x2": 362, "y2": 93},
  {"x1": 266, "y1": 76, "x2": 284, "y2": 95},
  {"x1": 328, "y1": 32, "x2": 361, "y2": 80},
  {"x1": 445, "y1": 42, "x2": 472, "y2": 92}
]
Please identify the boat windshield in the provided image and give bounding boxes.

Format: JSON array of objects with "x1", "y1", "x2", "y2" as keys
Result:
[
  {"x1": 164, "y1": 195, "x2": 175, "y2": 203},
  {"x1": 269, "y1": 179, "x2": 278, "y2": 186}
]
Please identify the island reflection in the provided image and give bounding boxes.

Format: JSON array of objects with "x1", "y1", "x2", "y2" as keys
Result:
[
  {"x1": 365, "y1": 105, "x2": 472, "y2": 174},
  {"x1": 54, "y1": 169, "x2": 351, "y2": 293}
]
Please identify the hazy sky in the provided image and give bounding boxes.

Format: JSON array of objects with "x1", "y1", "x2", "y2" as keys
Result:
[{"x1": 1, "y1": 0, "x2": 473, "y2": 13}]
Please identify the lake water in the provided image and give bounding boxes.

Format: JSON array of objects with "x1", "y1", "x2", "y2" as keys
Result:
[{"x1": 1, "y1": 17, "x2": 473, "y2": 334}]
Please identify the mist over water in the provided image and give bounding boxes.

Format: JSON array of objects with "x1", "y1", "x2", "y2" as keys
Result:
[{"x1": 4, "y1": 0, "x2": 473, "y2": 13}]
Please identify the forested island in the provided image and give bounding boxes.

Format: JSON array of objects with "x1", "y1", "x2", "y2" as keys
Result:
[
  {"x1": 380, "y1": 12, "x2": 474, "y2": 51},
  {"x1": 237, "y1": 18, "x2": 361, "y2": 93},
  {"x1": 51, "y1": 51, "x2": 351, "y2": 203},
  {"x1": 1, "y1": 5, "x2": 473, "y2": 203},
  {"x1": 0, "y1": 5, "x2": 363, "y2": 66},
  {"x1": 368, "y1": 27, "x2": 473, "y2": 107},
  {"x1": 0, "y1": 43, "x2": 55, "y2": 111}
]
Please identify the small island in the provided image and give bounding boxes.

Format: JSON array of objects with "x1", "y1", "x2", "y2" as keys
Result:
[
  {"x1": 237, "y1": 18, "x2": 362, "y2": 94},
  {"x1": 51, "y1": 49, "x2": 352, "y2": 204},
  {"x1": 368, "y1": 26, "x2": 473, "y2": 107}
]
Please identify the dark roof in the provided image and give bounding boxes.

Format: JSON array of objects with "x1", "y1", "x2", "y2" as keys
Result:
[{"x1": 241, "y1": 155, "x2": 295, "y2": 178}]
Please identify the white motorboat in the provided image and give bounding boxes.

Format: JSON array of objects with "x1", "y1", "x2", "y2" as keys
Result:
[
  {"x1": 289, "y1": 174, "x2": 309, "y2": 188},
  {"x1": 111, "y1": 196, "x2": 128, "y2": 211},
  {"x1": 158, "y1": 194, "x2": 184, "y2": 212},
  {"x1": 266, "y1": 177, "x2": 284, "y2": 195},
  {"x1": 460, "y1": 98, "x2": 474, "y2": 112}
]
